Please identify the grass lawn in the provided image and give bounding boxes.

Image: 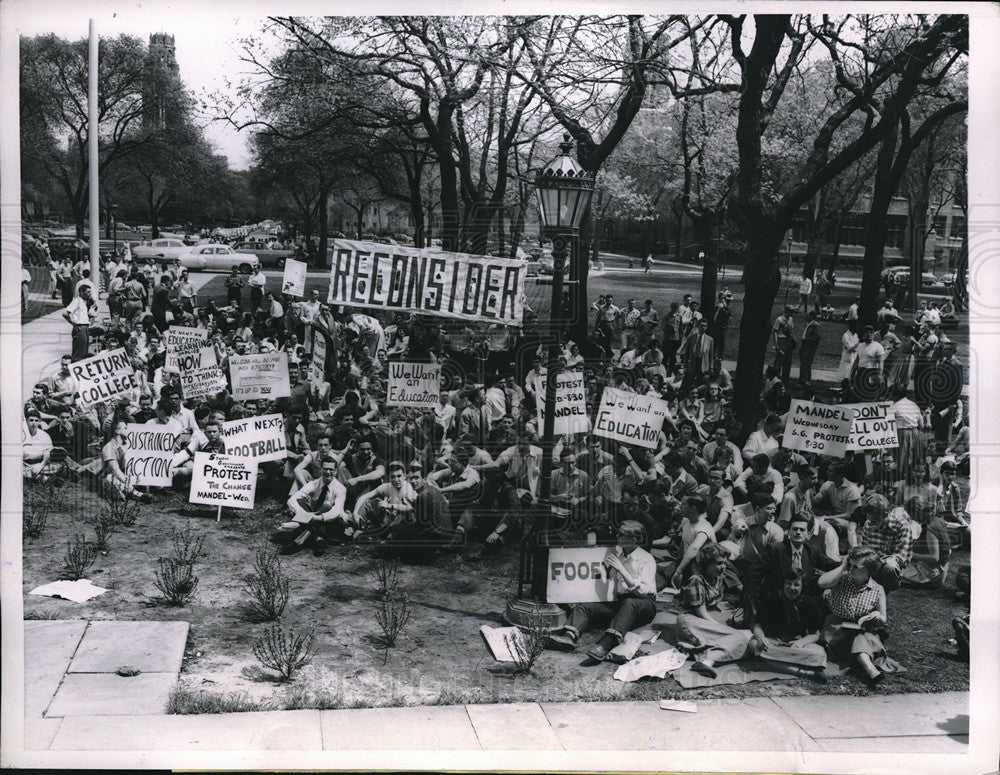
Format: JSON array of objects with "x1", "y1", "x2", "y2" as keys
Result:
[{"x1": 23, "y1": 477, "x2": 970, "y2": 712}]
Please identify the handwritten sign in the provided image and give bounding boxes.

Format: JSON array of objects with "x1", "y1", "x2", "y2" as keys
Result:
[
  {"x1": 282, "y1": 258, "x2": 307, "y2": 297},
  {"x1": 328, "y1": 239, "x2": 525, "y2": 324},
  {"x1": 189, "y1": 452, "x2": 256, "y2": 510},
  {"x1": 546, "y1": 547, "x2": 615, "y2": 603},
  {"x1": 228, "y1": 352, "x2": 291, "y2": 400},
  {"x1": 782, "y1": 399, "x2": 853, "y2": 458},
  {"x1": 533, "y1": 369, "x2": 590, "y2": 436},
  {"x1": 593, "y1": 387, "x2": 669, "y2": 449},
  {"x1": 122, "y1": 424, "x2": 177, "y2": 486},
  {"x1": 309, "y1": 332, "x2": 327, "y2": 389},
  {"x1": 164, "y1": 326, "x2": 208, "y2": 374},
  {"x1": 70, "y1": 348, "x2": 140, "y2": 408},
  {"x1": 843, "y1": 402, "x2": 899, "y2": 451},
  {"x1": 219, "y1": 414, "x2": 287, "y2": 462},
  {"x1": 387, "y1": 362, "x2": 441, "y2": 407}
]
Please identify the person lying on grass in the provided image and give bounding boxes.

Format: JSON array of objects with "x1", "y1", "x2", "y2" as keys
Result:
[{"x1": 546, "y1": 520, "x2": 657, "y2": 662}]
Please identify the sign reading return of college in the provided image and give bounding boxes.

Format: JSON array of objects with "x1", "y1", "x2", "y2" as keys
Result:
[
  {"x1": 328, "y1": 239, "x2": 525, "y2": 325},
  {"x1": 593, "y1": 387, "x2": 669, "y2": 449},
  {"x1": 71, "y1": 348, "x2": 141, "y2": 408}
]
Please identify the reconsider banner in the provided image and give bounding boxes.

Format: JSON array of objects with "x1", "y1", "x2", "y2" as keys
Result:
[
  {"x1": 782, "y1": 399, "x2": 853, "y2": 458},
  {"x1": 189, "y1": 452, "x2": 257, "y2": 510},
  {"x1": 593, "y1": 387, "x2": 669, "y2": 449},
  {"x1": 328, "y1": 239, "x2": 525, "y2": 325}
]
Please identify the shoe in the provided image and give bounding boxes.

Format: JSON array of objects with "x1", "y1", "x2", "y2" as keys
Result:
[
  {"x1": 451, "y1": 528, "x2": 466, "y2": 545},
  {"x1": 691, "y1": 660, "x2": 718, "y2": 679},
  {"x1": 798, "y1": 668, "x2": 828, "y2": 684},
  {"x1": 547, "y1": 632, "x2": 577, "y2": 652},
  {"x1": 138, "y1": 493, "x2": 153, "y2": 504},
  {"x1": 278, "y1": 543, "x2": 302, "y2": 556},
  {"x1": 312, "y1": 537, "x2": 326, "y2": 557},
  {"x1": 586, "y1": 643, "x2": 609, "y2": 662},
  {"x1": 863, "y1": 670, "x2": 884, "y2": 688}
]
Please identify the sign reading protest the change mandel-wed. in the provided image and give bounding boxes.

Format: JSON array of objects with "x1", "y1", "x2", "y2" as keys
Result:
[
  {"x1": 593, "y1": 387, "x2": 669, "y2": 449},
  {"x1": 387, "y1": 362, "x2": 441, "y2": 408},
  {"x1": 843, "y1": 402, "x2": 899, "y2": 451},
  {"x1": 328, "y1": 239, "x2": 525, "y2": 325},
  {"x1": 122, "y1": 424, "x2": 177, "y2": 486},
  {"x1": 70, "y1": 348, "x2": 141, "y2": 408},
  {"x1": 164, "y1": 326, "x2": 209, "y2": 374},
  {"x1": 782, "y1": 399, "x2": 854, "y2": 458},
  {"x1": 189, "y1": 452, "x2": 257, "y2": 510},
  {"x1": 533, "y1": 369, "x2": 590, "y2": 437},
  {"x1": 228, "y1": 352, "x2": 291, "y2": 400},
  {"x1": 282, "y1": 258, "x2": 307, "y2": 297},
  {"x1": 219, "y1": 414, "x2": 287, "y2": 462}
]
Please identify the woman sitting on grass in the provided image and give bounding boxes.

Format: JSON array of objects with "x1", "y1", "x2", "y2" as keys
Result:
[{"x1": 818, "y1": 545, "x2": 902, "y2": 687}]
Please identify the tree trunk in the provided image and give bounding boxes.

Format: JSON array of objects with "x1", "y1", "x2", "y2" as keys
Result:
[
  {"x1": 497, "y1": 209, "x2": 506, "y2": 257},
  {"x1": 318, "y1": 188, "x2": 330, "y2": 268},
  {"x1": 858, "y1": 128, "x2": 899, "y2": 327}
]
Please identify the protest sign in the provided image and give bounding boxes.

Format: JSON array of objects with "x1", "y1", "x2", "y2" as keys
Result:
[
  {"x1": 593, "y1": 387, "x2": 669, "y2": 449},
  {"x1": 228, "y1": 352, "x2": 291, "y2": 400},
  {"x1": 189, "y1": 452, "x2": 257, "y2": 510},
  {"x1": 219, "y1": 413, "x2": 287, "y2": 462},
  {"x1": 176, "y1": 346, "x2": 225, "y2": 400},
  {"x1": 532, "y1": 369, "x2": 590, "y2": 436},
  {"x1": 70, "y1": 348, "x2": 140, "y2": 408},
  {"x1": 282, "y1": 258, "x2": 307, "y2": 297},
  {"x1": 843, "y1": 402, "x2": 899, "y2": 451},
  {"x1": 782, "y1": 399, "x2": 853, "y2": 458},
  {"x1": 122, "y1": 424, "x2": 177, "y2": 486},
  {"x1": 309, "y1": 332, "x2": 328, "y2": 388},
  {"x1": 328, "y1": 239, "x2": 525, "y2": 325},
  {"x1": 164, "y1": 326, "x2": 209, "y2": 374},
  {"x1": 387, "y1": 362, "x2": 441, "y2": 407},
  {"x1": 546, "y1": 547, "x2": 615, "y2": 604}
]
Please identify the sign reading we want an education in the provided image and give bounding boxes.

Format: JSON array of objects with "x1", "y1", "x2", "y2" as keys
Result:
[
  {"x1": 593, "y1": 387, "x2": 669, "y2": 450},
  {"x1": 327, "y1": 239, "x2": 525, "y2": 325},
  {"x1": 387, "y1": 362, "x2": 440, "y2": 408}
]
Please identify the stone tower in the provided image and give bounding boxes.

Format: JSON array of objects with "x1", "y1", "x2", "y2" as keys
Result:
[{"x1": 143, "y1": 33, "x2": 181, "y2": 131}]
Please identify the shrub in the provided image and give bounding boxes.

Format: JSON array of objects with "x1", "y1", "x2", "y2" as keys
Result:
[
  {"x1": 370, "y1": 554, "x2": 402, "y2": 597},
  {"x1": 106, "y1": 484, "x2": 141, "y2": 527},
  {"x1": 169, "y1": 524, "x2": 205, "y2": 566},
  {"x1": 61, "y1": 534, "x2": 96, "y2": 580},
  {"x1": 374, "y1": 590, "x2": 411, "y2": 649},
  {"x1": 154, "y1": 557, "x2": 198, "y2": 606},
  {"x1": 503, "y1": 616, "x2": 549, "y2": 676},
  {"x1": 23, "y1": 479, "x2": 54, "y2": 539},
  {"x1": 242, "y1": 545, "x2": 290, "y2": 621},
  {"x1": 91, "y1": 508, "x2": 117, "y2": 552},
  {"x1": 252, "y1": 623, "x2": 316, "y2": 682}
]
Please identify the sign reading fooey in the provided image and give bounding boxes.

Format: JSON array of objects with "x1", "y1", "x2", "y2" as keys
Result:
[
  {"x1": 546, "y1": 546, "x2": 615, "y2": 603},
  {"x1": 189, "y1": 452, "x2": 257, "y2": 510}
]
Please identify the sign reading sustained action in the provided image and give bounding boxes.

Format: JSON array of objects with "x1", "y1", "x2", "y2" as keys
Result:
[
  {"x1": 228, "y1": 352, "x2": 291, "y2": 400},
  {"x1": 189, "y1": 452, "x2": 257, "y2": 510},
  {"x1": 219, "y1": 413, "x2": 287, "y2": 462},
  {"x1": 782, "y1": 399, "x2": 854, "y2": 458},
  {"x1": 387, "y1": 362, "x2": 441, "y2": 408},
  {"x1": 122, "y1": 424, "x2": 177, "y2": 486},
  {"x1": 546, "y1": 546, "x2": 615, "y2": 604},
  {"x1": 328, "y1": 239, "x2": 525, "y2": 325},
  {"x1": 533, "y1": 369, "x2": 590, "y2": 436},
  {"x1": 70, "y1": 348, "x2": 141, "y2": 408},
  {"x1": 282, "y1": 258, "x2": 307, "y2": 297},
  {"x1": 843, "y1": 402, "x2": 899, "y2": 451},
  {"x1": 593, "y1": 387, "x2": 669, "y2": 449}
]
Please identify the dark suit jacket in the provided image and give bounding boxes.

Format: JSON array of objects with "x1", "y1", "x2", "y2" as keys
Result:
[
  {"x1": 679, "y1": 331, "x2": 715, "y2": 373},
  {"x1": 745, "y1": 538, "x2": 840, "y2": 601}
]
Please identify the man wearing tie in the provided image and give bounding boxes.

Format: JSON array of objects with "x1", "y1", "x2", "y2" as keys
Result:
[
  {"x1": 274, "y1": 458, "x2": 350, "y2": 555},
  {"x1": 679, "y1": 318, "x2": 715, "y2": 395}
]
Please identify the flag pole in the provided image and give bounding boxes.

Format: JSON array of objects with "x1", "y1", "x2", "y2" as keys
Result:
[{"x1": 88, "y1": 20, "x2": 100, "y2": 294}]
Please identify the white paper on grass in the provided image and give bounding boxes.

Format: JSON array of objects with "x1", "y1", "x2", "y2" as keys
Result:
[
  {"x1": 607, "y1": 628, "x2": 660, "y2": 662},
  {"x1": 613, "y1": 646, "x2": 687, "y2": 683},
  {"x1": 480, "y1": 625, "x2": 528, "y2": 662},
  {"x1": 29, "y1": 579, "x2": 108, "y2": 603},
  {"x1": 659, "y1": 700, "x2": 698, "y2": 713}
]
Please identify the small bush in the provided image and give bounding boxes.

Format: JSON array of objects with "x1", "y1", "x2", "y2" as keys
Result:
[
  {"x1": 91, "y1": 508, "x2": 117, "y2": 552},
  {"x1": 371, "y1": 555, "x2": 402, "y2": 597},
  {"x1": 374, "y1": 590, "x2": 411, "y2": 649},
  {"x1": 169, "y1": 524, "x2": 205, "y2": 566},
  {"x1": 166, "y1": 686, "x2": 271, "y2": 715},
  {"x1": 503, "y1": 617, "x2": 549, "y2": 676},
  {"x1": 23, "y1": 480, "x2": 54, "y2": 539},
  {"x1": 105, "y1": 482, "x2": 141, "y2": 527},
  {"x1": 252, "y1": 623, "x2": 316, "y2": 682},
  {"x1": 61, "y1": 534, "x2": 96, "y2": 580},
  {"x1": 154, "y1": 557, "x2": 198, "y2": 606},
  {"x1": 242, "y1": 545, "x2": 290, "y2": 621}
]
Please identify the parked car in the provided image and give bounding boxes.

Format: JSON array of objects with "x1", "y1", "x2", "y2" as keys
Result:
[
  {"x1": 177, "y1": 244, "x2": 261, "y2": 273},
  {"x1": 232, "y1": 241, "x2": 295, "y2": 269},
  {"x1": 132, "y1": 238, "x2": 189, "y2": 265},
  {"x1": 46, "y1": 236, "x2": 89, "y2": 261}
]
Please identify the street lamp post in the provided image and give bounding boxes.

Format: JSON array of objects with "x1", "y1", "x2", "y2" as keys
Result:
[
  {"x1": 505, "y1": 134, "x2": 594, "y2": 627},
  {"x1": 111, "y1": 203, "x2": 119, "y2": 258}
]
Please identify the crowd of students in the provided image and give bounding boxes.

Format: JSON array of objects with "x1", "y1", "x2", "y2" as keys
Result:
[{"x1": 22, "y1": 250, "x2": 971, "y2": 680}]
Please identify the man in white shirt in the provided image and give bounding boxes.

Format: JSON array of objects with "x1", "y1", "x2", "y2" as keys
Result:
[
  {"x1": 742, "y1": 414, "x2": 782, "y2": 464},
  {"x1": 546, "y1": 520, "x2": 658, "y2": 662},
  {"x1": 798, "y1": 274, "x2": 813, "y2": 312},
  {"x1": 733, "y1": 453, "x2": 785, "y2": 506},
  {"x1": 353, "y1": 462, "x2": 417, "y2": 538},
  {"x1": 275, "y1": 457, "x2": 350, "y2": 555},
  {"x1": 22, "y1": 410, "x2": 53, "y2": 479},
  {"x1": 62, "y1": 285, "x2": 93, "y2": 361}
]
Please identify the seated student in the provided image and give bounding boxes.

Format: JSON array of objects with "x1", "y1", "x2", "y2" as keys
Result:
[
  {"x1": 720, "y1": 493, "x2": 785, "y2": 586},
  {"x1": 812, "y1": 461, "x2": 862, "y2": 535},
  {"x1": 100, "y1": 420, "x2": 153, "y2": 502},
  {"x1": 291, "y1": 436, "x2": 338, "y2": 494},
  {"x1": 22, "y1": 410, "x2": 53, "y2": 479},
  {"x1": 733, "y1": 453, "x2": 784, "y2": 506},
  {"x1": 900, "y1": 499, "x2": 951, "y2": 590},
  {"x1": 377, "y1": 462, "x2": 454, "y2": 556},
  {"x1": 664, "y1": 496, "x2": 717, "y2": 589},
  {"x1": 170, "y1": 416, "x2": 227, "y2": 486},
  {"x1": 546, "y1": 520, "x2": 657, "y2": 662},
  {"x1": 480, "y1": 434, "x2": 542, "y2": 547},
  {"x1": 352, "y1": 462, "x2": 417, "y2": 539},
  {"x1": 846, "y1": 494, "x2": 912, "y2": 593},
  {"x1": 336, "y1": 437, "x2": 386, "y2": 510},
  {"x1": 428, "y1": 451, "x2": 482, "y2": 542},
  {"x1": 818, "y1": 546, "x2": 901, "y2": 686},
  {"x1": 274, "y1": 456, "x2": 350, "y2": 555}
]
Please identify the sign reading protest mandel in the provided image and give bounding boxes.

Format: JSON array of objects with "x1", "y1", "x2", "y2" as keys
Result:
[
  {"x1": 328, "y1": 239, "x2": 525, "y2": 325},
  {"x1": 122, "y1": 424, "x2": 177, "y2": 486},
  {"x1": 782, "y1": 399, "x2": 854, "y2": 458},
  {"x1": 533, "y1": 369, "x2": 590, "y2": 437},
  {"x1": 843, "y1": 402, "x2": 899, "y2": 451},
  {"x1": 593, "y1": 387, "x2": 669, "y2": 449},
  {"x1": 228, "y1": 352, "x2": 291, "y2": 400},
  {"x1": 70, "y1": 348, "x2": 140, "y2": 408},
  {"x1": 219, "y1": 414, "x2": 287, "y2": 462},
  {"x1": 282, "y1": 258, "x2": 307, "y2": 298},
  {"x1": 546, "y1": 546, "x2": 615, "y2": 604},
  {"x1": 387, "y1": 362, "x2": 440, "y2": 407},
  {"x1": 189, "y1": 452, "x2": 257, "y2": 510}
]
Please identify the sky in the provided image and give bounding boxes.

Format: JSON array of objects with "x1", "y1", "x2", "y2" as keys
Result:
[{"x1": 8, "y1": 0, "x2": 275, "y2": 169}]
